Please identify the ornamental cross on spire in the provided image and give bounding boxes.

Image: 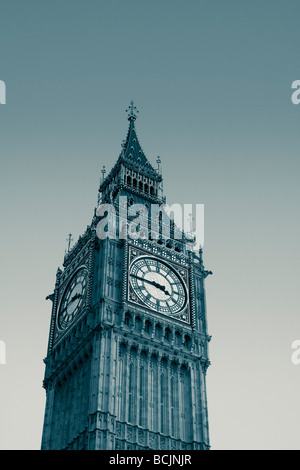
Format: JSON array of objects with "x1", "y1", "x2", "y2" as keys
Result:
[{"x1": 126, "y1": 100, "x2": 139, "y2": 121}]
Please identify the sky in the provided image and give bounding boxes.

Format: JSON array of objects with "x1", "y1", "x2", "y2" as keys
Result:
[{"x1": 0, "y1": 0, "x2": 300, "y2": 450}]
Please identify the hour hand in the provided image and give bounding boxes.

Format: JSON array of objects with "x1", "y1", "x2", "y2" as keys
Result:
[
  {"x1": 70, "y1": 292, "x2": 81, "y2": 302},
  {"x1": 131, "y1": 274, "x2": 170, "y2": 296},
  {"x1": 151, "y1": 280, "x2": 171, "y2": 296}
]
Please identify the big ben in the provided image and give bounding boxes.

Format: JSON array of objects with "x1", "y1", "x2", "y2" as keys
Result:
[{"x1": 41, "y1": 102, "x2": 212, "y2": 450}]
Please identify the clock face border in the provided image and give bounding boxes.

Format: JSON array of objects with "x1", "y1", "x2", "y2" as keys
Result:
[
  {"x1": 56, "y1": 266, "x2": 89, "y2": 333},
  {"x1": 127, "y1": 245, "x2": 191, "y2": 325}
]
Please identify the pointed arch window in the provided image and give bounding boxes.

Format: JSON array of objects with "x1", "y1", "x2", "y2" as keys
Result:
[
  {"x1": 144, "y1": 320, "x2": 152, "y2": 335},
  {"x1": 124, "y1": 312, "x2": 132, "y2": 328},
  {"x1": 165, "y1": 327, "x2": 172, "y2": 343}
]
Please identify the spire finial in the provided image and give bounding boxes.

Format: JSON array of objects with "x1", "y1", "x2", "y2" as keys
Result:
[
  {"x1": 66, "y1": 234, "x2": 73, "y2": 253},
  {"x1": 97, "y1": 166, "x2": 106, "y2": 205},
  {"x1": 156, "y1": 156, "x2": 161, "y2": 172},
  {"x1": 126, "y1": 100, "x2": 139, "y2": 121},
  {"x1": 199, "y1": 245, "x2": 205, "y2": 269}
]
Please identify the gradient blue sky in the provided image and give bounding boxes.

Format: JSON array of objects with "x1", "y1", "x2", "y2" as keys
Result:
[{"x1": 1, "y1": 0, "x2": 300, "y2": 450}]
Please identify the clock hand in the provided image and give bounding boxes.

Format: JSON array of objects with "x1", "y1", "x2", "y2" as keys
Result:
[
  {"x1": 60, "y1": 293, "x2": 81, "y2": 314},
  {"x1": 131, "y1": 274, "x2": 171, "y2": 296},
  {"x1": 142, "y1": 278, "x2": 170, "y2": 295},
  {"x1": 155, "y1": 282, "x2": 170, "y2": 296},
  {"x1": 70, "y1": 292, "x2": 81, "y2": 303}
]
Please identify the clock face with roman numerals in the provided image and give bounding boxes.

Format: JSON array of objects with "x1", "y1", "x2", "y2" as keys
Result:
[
  {"x1": 129, "y1": 256, "x2": 188, "y2": 315},
  {"x1": 57, "y1": 267, "x2": 88, "y2": 330}
]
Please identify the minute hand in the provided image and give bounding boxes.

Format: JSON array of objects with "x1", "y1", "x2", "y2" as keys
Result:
[{"x1": 131, "y1": 274, "x2": 170, "y2": 296}]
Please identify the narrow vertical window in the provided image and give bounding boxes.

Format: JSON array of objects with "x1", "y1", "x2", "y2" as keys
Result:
[
  {"x1": 117, "y1": 358, "x2": 123, "y2": 421},
  {"x1": 160, "y1": 373, "x2": 165, "y2": 434},
  {"x1": 182, "y1": 366, "x2": 193, "y2": 442},
  {"x1": 128, "y1": 362, "x2": 133, "y2": 423},
  {"x1": 170, "y1": 377, "x2": 175, "y2": 437},
  {"x1": 151, "y1": 356, "x2": 159, "y2": 433},
  {"x1": 150, "y1": 367, "x2": 154, "y2": 430},
  {"x1": 139, "y1": 366, "x2": 144, "y2": 426},
  {"x1": 128, "y1": 350, "x2": 138, "y2": 425}
]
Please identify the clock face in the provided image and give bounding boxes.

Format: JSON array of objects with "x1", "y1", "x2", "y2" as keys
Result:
[
  {"x1": 57, "y1": 268, "x2": 88, "y2": 330},
  {"x1": 129, "y1": 256, "x2": 188, "y2": 315}
]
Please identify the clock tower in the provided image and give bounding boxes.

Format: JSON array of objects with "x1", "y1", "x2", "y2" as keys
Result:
[{"x1": 41, "y1": 102, "x2": 212, "y2": 450}]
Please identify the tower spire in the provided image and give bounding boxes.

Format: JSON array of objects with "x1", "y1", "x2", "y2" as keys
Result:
[
  {"x1": 122, "y1": 100, "x2": 148, "y2": 166},
  {"x1": 98, "y1": 101, "x2": 164, "y2": 205}
]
